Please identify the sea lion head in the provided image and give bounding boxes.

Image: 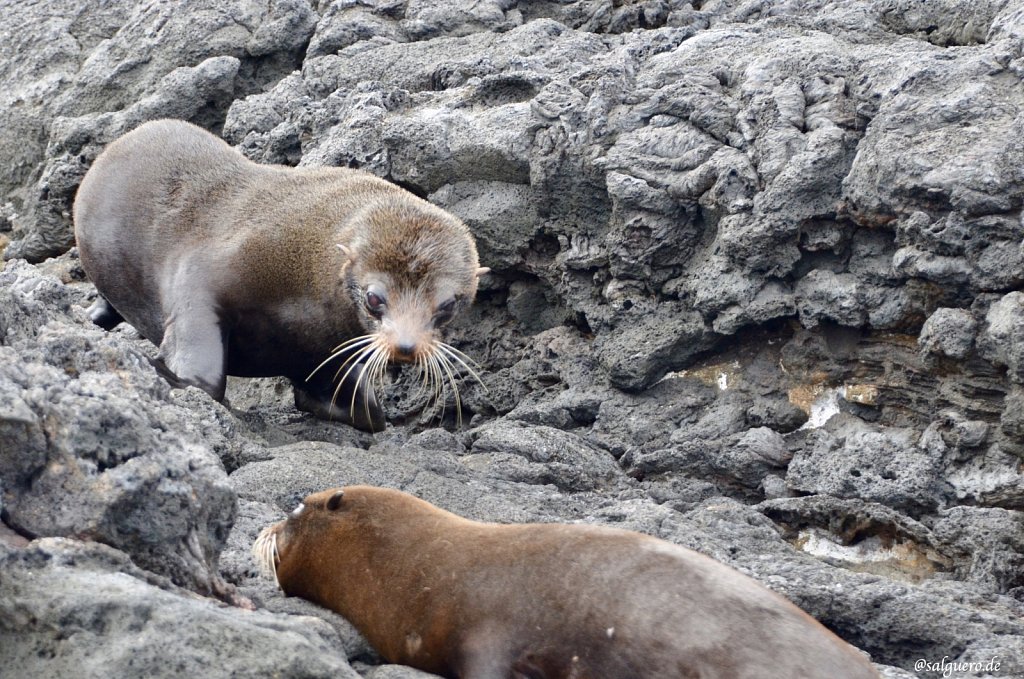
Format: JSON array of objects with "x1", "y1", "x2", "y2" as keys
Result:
[
  {"x1": 342, "y1": 201, "x2": 485, "y2": 360},
  {"x1": 252, "y1": 487, "x2": 350, "y2": 588},
  {"x1": 252, "y1": 486, "x2": 424, "y2": 591},
  {"x1": 310, "y1": 199, "x2": 488, "y2": 423}
]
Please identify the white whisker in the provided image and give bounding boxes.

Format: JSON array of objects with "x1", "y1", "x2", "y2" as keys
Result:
[
  {"x1": 427, "y1": 352, "x2": 446, "y2": 422},
  {"x1": 252, "y1": 527, "x2": 280, "y2": 588},
  {"x1": 437, "y1": 342, "x2": 484, "y2": 371},
  {"x1": 307, "y1": 336, "x2": 375, "y2": 381},
  {"x1": 333, "y1": 341, "x2": 377, "y2": 383},
  {"x1": 331, "y1": 334, "x2": 377, "y2": 354},
  {"x1": 348, "y1": 343, "x2": 387, "y2": 424},
  {"x1": 359, "y1": 345, "x2": 389, "y2": 425},
  {"x1": 437, "y1": 342, "x2": 487, "y2": 390},
  {"x1": 331, "y1": 342, "x2": 381, "y2": 416},
  {"x1": 434, "y1": 350, "x2": 464, "y2": 427},
  {"x1": 412, "y1": 353, "x2": 431, "y2": 401}
]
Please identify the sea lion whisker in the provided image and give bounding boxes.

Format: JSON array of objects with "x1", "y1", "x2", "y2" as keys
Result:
[
  {"x1": 252, "y1": 528, "x2": 280, "y2": 588},
  {"x1": 329, "y1": 342, "x2": 377, "y2": 394},
  {"x1": 330, "y1": 342, "x2": 380, "y2": 384},
  {"x1": 412, "y1": 353, "x2": 432, "y2": 402},
  {"x1": 331, "y1": 343, "x2": 380, "y2": 416},
  {"x1": 433, "y1": 350, "x2": 464, "y2": 427},
  {"x1": 330, "y1": 334, "x2": 376, "y2": 354},
  {"x1": 412, "y1": 347, "x2": 442, "y2": 406},
  {"x1": 358, "y1": 341, "x2": 391, "y2": 426},
  {"x1": 351, "y1": 343, "x2": 387, "y2": 425},
  {"x1": 307, "y1": 336, "x2": 376, "y2": 381},
  {"x1": 349, "y1": 355, "x2": 372, "y2": 424},
  {"x1": 436, "y1": 342, "x2": 484, "y2": 371},
  {"x1": 426, "y1": 353, "x2": 447, "y2": 422},
  {"x1": 370, "y1": 343, "x2": 390, "y2": 404},
  {"x1": 436, "y1": 343, "x2": 487, "y2": 390}
]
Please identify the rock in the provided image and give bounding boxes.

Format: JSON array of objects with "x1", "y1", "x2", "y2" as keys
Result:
[
  {"x1": 918, "y1": 307, "x2": 978, "y2": 360},
  {"x1": 466, "y1": 419, "x2": 626, "y2": 492},
  {"x1": 0, "y1": 260, "x2": 238, "y2": 598},
  {"x1": 786, "y1": 414, "x2": 949, "y2": 515},
  {"x1": 0, "y1": 538, "x2": 358, "y2": 679},
  {"x1": 795, "y1": 270, "x2": 865, "y2": 328},
  {"x1": 759, "y1": 495, "x2": 953, "y2": 584},
  {"x1": 357, "y1": 665, "x2": 442, "y2": 679},
  {"x1": 927, "y1": 506, "x2": 1024, "y2": 593},
  {"x1": 595, "y1": 303, "x2": 710, "y2": 391},
  {"x1": 977, "y1": 291, "x2": 1024, "y2": 383}
]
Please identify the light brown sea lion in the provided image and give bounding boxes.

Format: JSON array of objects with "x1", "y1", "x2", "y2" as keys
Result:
[
  {"x1": 253, "y1": 486, "x2": 881, "y2": 679},
  {"x1": 73, "y1": 119, "x2": 487, "y2": 431}
]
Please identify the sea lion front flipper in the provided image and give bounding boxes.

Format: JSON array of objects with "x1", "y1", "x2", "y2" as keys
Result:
[
  {"x1": 86, "y1": 296, "x2": 124, "y2": 330},
  {"x1": 155, "y1": 291, "x2": 227, "y2": 401},
  {"x1": 293, "y1": 370, "x2": 386, "y2": 432}
]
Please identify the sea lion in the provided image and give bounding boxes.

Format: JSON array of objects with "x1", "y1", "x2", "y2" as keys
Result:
[
  {"x1": 253, "y1": 486, "x2": 881, "y2": 679},
  {"x1": 74, "y1": 119, "x2": 487, "y2": 432}
]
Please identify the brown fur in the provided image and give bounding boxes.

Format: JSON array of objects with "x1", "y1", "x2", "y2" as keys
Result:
[
  {"x1": 73, "y1": 119, "x2": 483, "y2": 430},
  {"x1": 256, "y1": 486, "x2": 882, "y2": 679}
]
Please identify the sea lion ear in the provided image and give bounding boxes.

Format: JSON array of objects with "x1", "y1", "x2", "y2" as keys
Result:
[
  {"x1": 337, "y1": 244, "x2": 355, "y2": 260},
  {"x1": 475, "y1": 267, "x2": 490, "y2": 277},
  {"x1": 326, "y1": 490, "x2": 345, "y2": 511}
]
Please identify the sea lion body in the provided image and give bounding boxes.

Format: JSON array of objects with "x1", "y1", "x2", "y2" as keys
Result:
[
  {"x1": 254, "y1": 486, "x2": 881, "y2": 679},
  {"x1": 74, "y1": 120, "x2": 484, "y2": 430}
]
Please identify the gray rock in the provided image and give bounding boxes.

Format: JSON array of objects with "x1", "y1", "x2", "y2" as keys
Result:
[
  {"x1": 918, "y1": 307, "x2": 978, "y2": 360},
  {"x1": 431, "y1": 181, "x2": 538, "y2": 272},
  {"x1": 0, "y1": 538, "x2": 357, "y2": 679},
  {"x1": 787, "y1": 414, "x2": 949, "y2": 514},
  {"x1": 358, "y1": 665, "x2": 442, "y2": 679},
  {"x1": 795, "y1": 270, "x2": 865, "y2": 329},
  {"x1": 977, "y1": 291, "x2": 1024, "y2": 383},
  {"x1": 595, "y1": 303, "x2": 710, "y2": 391},
  {"x1": 927, "y1": 506, "x2": 1024, "y2": 593},
  {"x1": 466, "y1": 419, "x2": 626, "y2": 492},
  {"x1": 0, "y1": 2, "x2": 135, "y2": 221},
  {"x1": 1001, "y1": 387, "x2": 1024, "y2": 458},
  {"x1": 0, "y1": 260, "x2": 238, "y2": 598}
]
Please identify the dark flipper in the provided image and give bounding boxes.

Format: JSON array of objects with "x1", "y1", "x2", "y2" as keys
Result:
[
  {"x1": 87, "y1": 296, "x2": 125, "y2": 330},
  {"x1": 293, "y1": 368, "x2": 386, "y2": 433}
]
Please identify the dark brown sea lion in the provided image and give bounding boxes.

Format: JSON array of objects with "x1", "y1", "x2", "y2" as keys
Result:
[
  {"x1": 73, "y1": 119, "x2": 486, "y2": 431},
  {"x1": 253, "y1": 486, "x2": 881, "y2": 679}
]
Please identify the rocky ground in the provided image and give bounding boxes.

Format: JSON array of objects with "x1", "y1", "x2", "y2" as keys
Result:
[{"x1": 2, "y1": 1, "x2": 1023, "y2": 678}]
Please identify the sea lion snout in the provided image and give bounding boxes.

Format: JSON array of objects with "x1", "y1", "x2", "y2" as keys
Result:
[
  {"x1": 394, "y1": 340, "x2": 416, "y2": 359},
  {"x1": 377, "y1": 301, "x2": 435, "y2": 363}
]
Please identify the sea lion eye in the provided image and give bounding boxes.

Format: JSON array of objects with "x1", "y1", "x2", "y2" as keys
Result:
[
  {"x1": 365, "y1": 290, "x2": 386, "y2": 318},
  {"x1": 433, "y1": 298, "x2": 457, "y2": 327}
]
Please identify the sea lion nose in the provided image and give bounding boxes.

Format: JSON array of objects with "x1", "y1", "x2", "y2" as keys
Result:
[{"x1": 395, "y1": 341, "x2": 416, "y2": 358}]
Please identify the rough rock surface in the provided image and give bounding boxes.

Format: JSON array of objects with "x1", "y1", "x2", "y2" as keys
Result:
[
  {"x1": 2, "y1": 1, "x2": 1023, "y2": 677},
  {"x1": 0, "y1": 538, "x2": 358, "y2": 679}
]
